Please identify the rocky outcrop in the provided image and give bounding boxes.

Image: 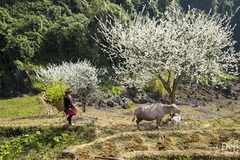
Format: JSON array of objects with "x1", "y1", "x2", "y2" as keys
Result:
[{"x1": 0, "y1": 66, "x2": 32, "y2": 97}]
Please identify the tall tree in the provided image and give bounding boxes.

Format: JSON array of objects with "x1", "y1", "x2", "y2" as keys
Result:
[{"x1": 94, "y1": 1, "x2": 239, "y2": 103}]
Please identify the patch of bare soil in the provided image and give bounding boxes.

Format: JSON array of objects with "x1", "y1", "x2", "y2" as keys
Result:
[{"x1": 176, "y1": 81, "x2": 240, "y2": 110}]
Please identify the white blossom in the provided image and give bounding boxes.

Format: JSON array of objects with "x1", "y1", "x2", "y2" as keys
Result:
[
  {"x1": 35, "y1": 59, "x2": 106, "y2": 94},
  {"x1": 94, "y1": 1, "x2": 239, "y2": 102}
]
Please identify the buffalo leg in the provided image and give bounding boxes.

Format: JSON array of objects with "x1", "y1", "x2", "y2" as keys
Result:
[
  {"x1": 168, "y1": 121, "x2": 172, "y2": 130},
  {"x1": 136, "y1": 119, "x2": 142, "y2": 130},
  {"x1": 156, "y1": 118, "x2": 162, "y2": 129},
  {"x1": 177, "y1": 122, "x2": 180, "y2": 130}
]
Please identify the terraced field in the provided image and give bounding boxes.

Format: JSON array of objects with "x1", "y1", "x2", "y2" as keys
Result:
[
  {"x1": 1, "y1": 82, "x2": 239, "y2": 159},
  {"x1": 56, "y1": 104, "x2": 240, "y2": 160}
]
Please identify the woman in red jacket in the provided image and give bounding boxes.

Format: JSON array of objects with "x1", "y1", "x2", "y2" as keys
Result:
[{"x1": 64, "y1": 88, "x2": 77, "y2": 125}]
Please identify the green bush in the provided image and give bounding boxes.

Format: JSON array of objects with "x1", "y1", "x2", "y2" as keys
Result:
[
  {"x1": 32, "y1": 82, "x2": 45, "y2": 93},
  {"x1": 99, "y1": 80, "x2": 124, "y2": 97},
  {"x1": 126, "y1": 100, "x2": 133, "y2": 109}
]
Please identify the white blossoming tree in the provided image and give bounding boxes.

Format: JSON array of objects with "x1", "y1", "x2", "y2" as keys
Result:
[
  {"x1": 94, "y1": 2, "x2": 239, "y2": 103},
  {"x1": 36, "y1": 60, "x2": 106, "y2": 112}
]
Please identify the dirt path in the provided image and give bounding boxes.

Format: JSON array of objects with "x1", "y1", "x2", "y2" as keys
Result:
[{"x1": 0, "y1": 103, "x2": 236, "y2": 129}]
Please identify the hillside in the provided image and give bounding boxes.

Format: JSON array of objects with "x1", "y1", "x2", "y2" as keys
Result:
[
  {"x1": 0, "y1": 0, "x2": 239, "y2": 158},
  {"x1": 1, "y1": 0, "x2": 240, "y2": 97},
  {"x1": 0, "y1": 81, "x2": 239, "y2": 159},
  {"x1": 59, "y1": 81, "x2": 240, "y2": 159}
]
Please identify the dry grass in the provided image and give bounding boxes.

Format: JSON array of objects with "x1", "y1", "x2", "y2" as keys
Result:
[
  {"x1": 1, "y1": 80, "x2": 239, "y2": 159},
  {"x1": 1, "y1": 101, "x2": 240, "y2": 159}
]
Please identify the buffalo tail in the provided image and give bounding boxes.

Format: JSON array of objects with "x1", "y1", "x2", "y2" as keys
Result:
[{"x1": 132, "y1": 111, "x2": 136, "y2": 122}]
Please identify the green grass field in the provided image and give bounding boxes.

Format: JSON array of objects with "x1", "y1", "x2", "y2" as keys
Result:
[{"x1": 0, "y1": 95, "x2": 43, "y2": 118}]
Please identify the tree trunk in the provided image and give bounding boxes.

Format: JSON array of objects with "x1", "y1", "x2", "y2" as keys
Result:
[
  {"x1": 82, "y1": 100, "x2": 86, "y2": 112},
  {"x1": 169, "y1": 89, "x2": 176, "y2": 104},
  {"x1": 158, "y1": 72, "x2": 185, "y2": 104},
  {"x1": 82, "y1": 92, "x2": 90, "y2": 112},
  {"x1": 169, "y1": 73, "x2": 185, "y2": 104}
]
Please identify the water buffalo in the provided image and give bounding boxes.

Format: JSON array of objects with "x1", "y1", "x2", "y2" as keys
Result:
[{"x1": 132, "y1": 103, "x2": 181, "y2": 130}]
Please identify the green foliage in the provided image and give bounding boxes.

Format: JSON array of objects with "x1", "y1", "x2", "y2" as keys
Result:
[
  {"x1": 44, "y1": 80, "x2": 67, "y2": 103},
  {"x1": 178, "y1": 156, "x2": 192, "y2": 160},
  {"x1": 222, "y1": 80, "x2": 233, "y2": 95},
  {"x1": 131, "y1": 0, "x2": 160, "y2": 18},
  {"x1": 97, "y1": 126, "x2": 115, "y2": 136},
  {"x1": 211, "y1": 117, "x2": 234, "y2": 127},
  {"x1": 13, "y1": 60, "x2": 24, "y2": 71},
  {"x1": 212, "y1": 117, "x2": 224, "y2": 126},
  {"x1": 32, "y1": 81, "x2": 45, "y2": 93},
  {"x1": 99, "y1": 80, "x2": 124, "y2": 97},
  {"x1": 0, "y1": 125, "x2": 95, "y2": 159},
  {"x1": 0, "y1": 95, "x2": 43, "y2": 118},
  {"x1": 112, "y1": 0, "x2": 136, "y2": 16},
  {"x1": 126, "y1": 99, "x2": 134, "y2": 109},
  {"x1": 89, "y1": 0, "x2": 124, "y2": 18},
  {"x1": 3, "y1": 34, "x2": 35, "y2": 63},
  {"x1": 188, "y1": 118, "x2": 203, "y2": 129},
  {"x1": 211, "y1": 73, "x2": 238, "y2": 95},
  {"x1": 222, "y1": 72, "x2": 238, "y2": 80},
  {"x1": 61, "y1": 0, "x2": 90, "y2": 14},
  {"x1": 0, "y1": 0, "x2": 239, "y2": 97},
  {"x1": 41, "y1": 14, "x2": 91, "y2": 63},
  {"x1": 180, "y1": 0, "x2": 214, "y2": 13},
  {"x1": 232, "y1": 114, "x2": 240, "y2": 123},
  {"x1": 144, "y1": 77, "x2": 168, "y2": 99},
  {"x1": 0, "y1": 0, "x2": 93, "y2": 72}
]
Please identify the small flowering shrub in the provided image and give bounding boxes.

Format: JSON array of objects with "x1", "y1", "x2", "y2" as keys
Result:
[
  {"x1": 35, "y1": 60, "x2": 106, "y2": 107},
  {"x1": 45, "y1": 80, "x2": 67, "y2": 103}
]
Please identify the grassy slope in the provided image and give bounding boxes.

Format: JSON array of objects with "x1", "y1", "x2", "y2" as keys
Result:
[
  {"x1": 0, "y1": 94, "x2": 240, "y2": 159},
  {"x1": 0, "y1": 95, "x2": 44, "y2": 118}
]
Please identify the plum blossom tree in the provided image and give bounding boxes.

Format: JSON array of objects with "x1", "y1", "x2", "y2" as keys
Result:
[
  {"x1": 36, "y1": 60, "x2": 106, "y2": 112},
  {"x1": 94, "y1": 2, "x2": 239, "y2": 103}
]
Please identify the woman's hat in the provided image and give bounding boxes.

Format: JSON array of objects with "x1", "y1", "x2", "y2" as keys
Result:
[{"x1": 65, "y1": 88, "x2": 72, "y2": 93}]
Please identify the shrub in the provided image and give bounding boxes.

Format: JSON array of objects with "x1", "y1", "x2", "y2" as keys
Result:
[
  {"x1": 35, "y1": 60, "x2": 106, "y2": 111},
  {"x1": 32, "y1": 81, "x2": 45, "y2": 93},
  {"x1": 35, "y1": 60, "x2": 105, "y2": 92},
  {"x1": 126, "y1": 100, "x2": 133, "y2": 109},
  {"x1": 99, "y1": 79, "x2": 124, "y2": 97}
]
